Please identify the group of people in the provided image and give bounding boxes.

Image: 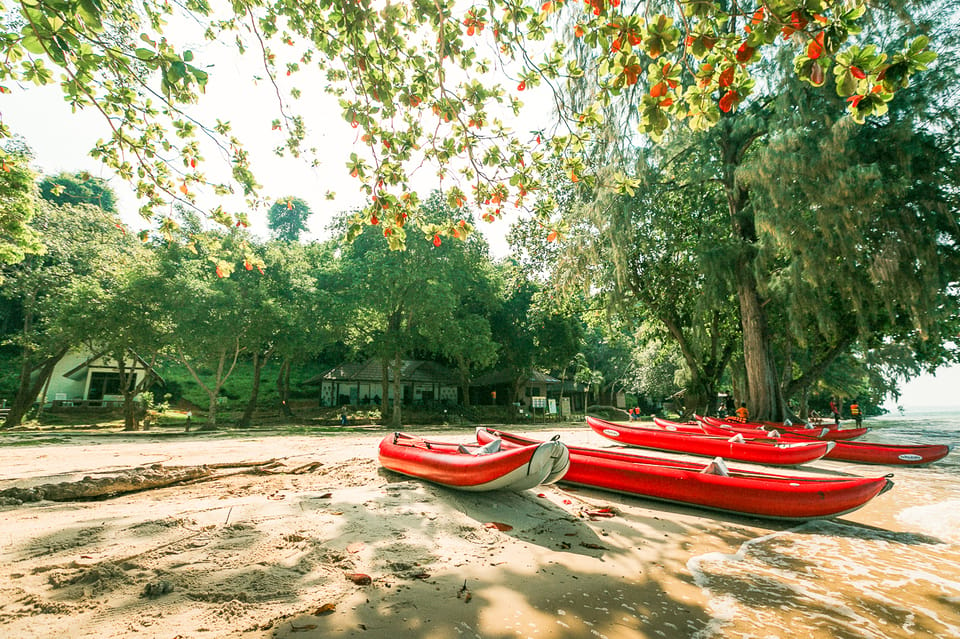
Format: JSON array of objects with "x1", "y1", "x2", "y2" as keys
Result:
[{"x1": 718, "y1": 396, "x2": 863, "y2": 427}]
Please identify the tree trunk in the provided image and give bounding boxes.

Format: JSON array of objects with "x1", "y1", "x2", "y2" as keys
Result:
[
  {"x1": 380, "y1": 358, "x2": 389, "y2": 421},
  {"x1": 456, "y1": 356, "x2": 471, "y2": 408},
  {"x1": 390, "y1": 351, "x2": 403, "y2": 429},
  {"x1": 277, "y1": 358, "x2": 294, "y2": 417},
  {"x1": 2, "y1": 347, "x2": 68, "y2": 429},
  {"x1": 735, "y1": 260, "x2": 786, "y2": 421},
  {"x1": 114, "y1": 355, "x2": 141, "y2": 431},
  {"x1": 240, "y1": 350, "x2": 269, "y2": 428}
]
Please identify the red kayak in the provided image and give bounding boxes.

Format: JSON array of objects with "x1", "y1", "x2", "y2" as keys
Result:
[
  {"x1": 696, "y1": 419, "x2": 952, "y2": 466},
  {"x1": 699, "y1": 415, "x2": 869, "y2": 441},
  {"x1": 476, "y1": 428, "x2": 894, "y2": 521},
  {"x1": 587, "y1": 416, "x2": 832, "y2": 466},
  {"x1": 378, "y1": 432, "x2": 569, "y2": 491}
]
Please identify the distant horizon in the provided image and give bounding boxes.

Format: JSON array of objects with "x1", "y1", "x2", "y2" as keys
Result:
[{"x1": 882, "y1": 364, "x2": 960, "y2": 413}]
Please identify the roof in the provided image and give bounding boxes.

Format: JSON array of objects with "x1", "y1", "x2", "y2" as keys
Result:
[
  {"x1": 62, "y1": 350, "x2": 164, "y2": 384},
  {"x1": 303, "y1": 359, "x2": 458, "y2": 385},
  {"x1": 471, "y1": 369, "x2": 561, "y2": 386}
]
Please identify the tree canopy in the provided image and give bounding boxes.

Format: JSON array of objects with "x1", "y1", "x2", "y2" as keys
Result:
[{"x1": 0, "y1": 0, "x2": 938, "y2": 258}]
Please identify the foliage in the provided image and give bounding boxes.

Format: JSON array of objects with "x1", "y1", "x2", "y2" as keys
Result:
[
  {"x1": 0, "y1": 0, "x2": 936, "y2": 259},
  {"x1": 38, "y1": 171, "x2": 117, "y2": 213},
  {"x1": 0, "y1": 143, "x2": 43, "y2": 274},
  {"x1": 267, "y1": 196, "x2": 312, "y2": 241}
]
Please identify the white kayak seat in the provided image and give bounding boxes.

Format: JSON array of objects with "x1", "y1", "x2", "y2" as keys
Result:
[
  {"x1": 766, "y1": 429, "x2": 781, "y2": 438},
  {"x1": 458, "y1": 438, "x2": 502, "y2": 455},
  {"x1": 701, "y1": 457, "x2": 730, "y2": 476},
  {"x1": 783, "y1": 419, "x2": 793, "y2": 427},
  {"x1": 804, "y1": 423, "x2": 815, "y2": 429},
  {"x1": 727, "y1": 433, "x2": 746, "y2": 443}
]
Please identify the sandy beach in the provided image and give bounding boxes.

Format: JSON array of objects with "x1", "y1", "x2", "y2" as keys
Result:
[{"x1": 0, "y1": 424, "x2": 957, "y2": 638}]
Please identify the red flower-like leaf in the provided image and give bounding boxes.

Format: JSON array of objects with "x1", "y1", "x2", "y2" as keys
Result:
[
  {"x1": 807, "y1": 32, "x2": 824, "y2": 59},
  {"x1": 718, "y1": 66, "x2": 735, "y2": 88},
  {"x1": 719, "y1": 90, "x2": 738, "y2": 112},
  {"x1": 736, "y1": 42, "x2": 755, "y2": 63}
]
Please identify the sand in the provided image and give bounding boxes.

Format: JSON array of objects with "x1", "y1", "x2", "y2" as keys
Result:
[{"x1": 0, "y1": 425, "x2": 949, "y2": 638}]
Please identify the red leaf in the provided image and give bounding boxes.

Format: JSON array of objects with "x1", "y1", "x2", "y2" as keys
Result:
[
  {"x1": 547, "y1": 230, "x2": 558, "y2": 242},
  {"x1": 718, "y1": 66, "x2": 735, "y2": 88},
  {"x1": 484, "y1": 522, "x2": 513, "y2": 531},
  {"x1": 345, "y1": 573, "x2": 372, "y2": 585},
  {"x1": 850, "y1": 66, "x2": 866, "y2": 79},
  {"x1": 244, "y1": 260, "x2": 253, "y2": 271},
  {"x1": 517, "y1": 81, "x2": 526, "y2": 91},
  {"x1": 215, "y1": 265, "x2": 225, "y2": 278},
  {"x1": 736, "y1": 42, "x2": 755, "y2": 63},
  {"x1": 650, "y1": 82, "x2": 667, "y2": 98},
  {"x1": 719, "y1": 90, "x2": 738, "y2": 113},
  {"x1": 315, "y1": 603, "x2": 336, "y2": 615},
  {"x1": 433, "y1": 234, "x2": 442, "y2": 247},
  {"x1": 807, "y1": 32, "x2": 824, "y2": 59}
]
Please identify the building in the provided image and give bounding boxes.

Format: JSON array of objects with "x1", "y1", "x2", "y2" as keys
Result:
[
  {"x1": 470, "y1": 369, "x2": 589, "y2": 416},
  {"x1": 38, "y1": 350, "x2": 160, "y2": 407},
  {"x1": 305, "y1": 358, "x2": 460, "y2": 407}
]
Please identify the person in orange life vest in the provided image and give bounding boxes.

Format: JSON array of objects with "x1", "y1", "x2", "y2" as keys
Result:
[
  {"x1": 849, "y1": 401, "x2": 862, "y2": 427},
  {"x1": 829, "y1": 399, "x2": 840, "y2": 425},
  {"x1": 735, "y1": 402, "x2": 749, "y2": 423}
]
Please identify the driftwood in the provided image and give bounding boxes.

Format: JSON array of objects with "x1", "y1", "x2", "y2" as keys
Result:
[
  {"x1": 0, "y1": 458, "x2": 326, "y2": 507},
  {"x1": 0, "y1": 464, "x2": 212, "y2": 506}
]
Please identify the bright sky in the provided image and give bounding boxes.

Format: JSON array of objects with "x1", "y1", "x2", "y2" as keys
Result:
[
  {"x1": 0, "y1": 19, "x2": 532, "y2": 257},
  {"x1": 885, "y1": 365, "x2": 960, "y2": 411}
]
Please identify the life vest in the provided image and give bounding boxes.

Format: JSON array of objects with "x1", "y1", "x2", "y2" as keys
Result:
[
  {"x1": 850, "y1": 404, "x2": 861, "y2": 416},
  {"x1": 735, "y1": 407, "x2": 749, "y2": 423}
]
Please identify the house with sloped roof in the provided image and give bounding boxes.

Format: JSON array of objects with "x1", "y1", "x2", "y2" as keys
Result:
[
  {"x1": 469, "y1": 369, "x2": 590, "y2": 415},
  {"x1": 37, "y1": 349, "x2": 161, "y2": 407},
  {"x1": 304, "y1": 358, "x2": 460, "y2": 407}
]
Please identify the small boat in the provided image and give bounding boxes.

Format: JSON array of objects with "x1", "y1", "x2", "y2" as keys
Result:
[
  {"x1": 699, "y1": 415, "x2": 869, "y2": 441},
  {"x1": 476, "y1": 428, "x2": 894, "y2": 521},
  {"x1": 697, "y1": 419, "x2": 953, "y2": 466},
  {"x1": 587, "y1": 416, "x2": 832, "y2": 466},
  {"x1": 378, "y1": 432, "x2": 569, "y2": 491}
]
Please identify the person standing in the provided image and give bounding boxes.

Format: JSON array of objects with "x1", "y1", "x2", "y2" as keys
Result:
[
  {"x1": 829, "y1": 398, "x2": 840, "y2": 426},
  {"x1": 849, "y1": 401, "x2": 862, "y2": 427}
]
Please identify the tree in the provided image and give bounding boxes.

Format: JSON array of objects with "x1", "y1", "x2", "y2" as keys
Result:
[
  {"x1": 534, "y1": 4, "x2": 959, "y2": 420},
  {"x1": 0, "y1": 201, "x2": 130, "y2": 428},
  {"x1": 0, "y1": 143, "x2": 43, "y2": 275},
  {"x1": 57, "y1": 249, "x2": 169, "y2": 430},
  {"x1": 267, "y1": 197, "x2": 312, "y2": 242},
  {"x1": 335, "y1": 192, "x2": 497, "y2": 427},
  {"x1": 148, "y1": 229, "x2": 259, "y2": 430},
  {"x1": 0, "y1": 0, "x2": 935, "y2": 253},
  {"x1": 38, "y1": 172, "x2": 117, "y2": 213}
]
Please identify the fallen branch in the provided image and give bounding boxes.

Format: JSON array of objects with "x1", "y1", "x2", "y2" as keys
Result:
[{"x1": 0, "y1": 464, "x2": 212, "y2": 505}]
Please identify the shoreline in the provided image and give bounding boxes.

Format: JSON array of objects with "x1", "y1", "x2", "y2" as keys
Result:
[{"x1": 0, "y1": 425, "x2": 956, "y2": 638}]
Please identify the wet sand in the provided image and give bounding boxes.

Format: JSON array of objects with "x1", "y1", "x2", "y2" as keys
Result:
[{"x1": 0, "y1": 425, "x2": 956, "y2": 638}]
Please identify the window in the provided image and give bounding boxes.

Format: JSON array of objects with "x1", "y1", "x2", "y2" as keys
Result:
[{"x1": 88, "y1": 372, "x2": 132, "y2": 400}]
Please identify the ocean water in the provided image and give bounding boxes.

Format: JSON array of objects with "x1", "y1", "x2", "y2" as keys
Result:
[{"x1": 688, "y1": 410, "x2": 960, "y2": 639}]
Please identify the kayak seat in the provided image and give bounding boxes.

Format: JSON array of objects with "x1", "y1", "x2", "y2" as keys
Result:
[
  {"x1": 727, "y1": 433, "x2": 746, "y2": 443},
  {"x1": 458, "y1": 439, "x2": 502, "y2": 456},
  {"x1": 700, "y1": 457, "x2": 730, "y2": 476}
]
